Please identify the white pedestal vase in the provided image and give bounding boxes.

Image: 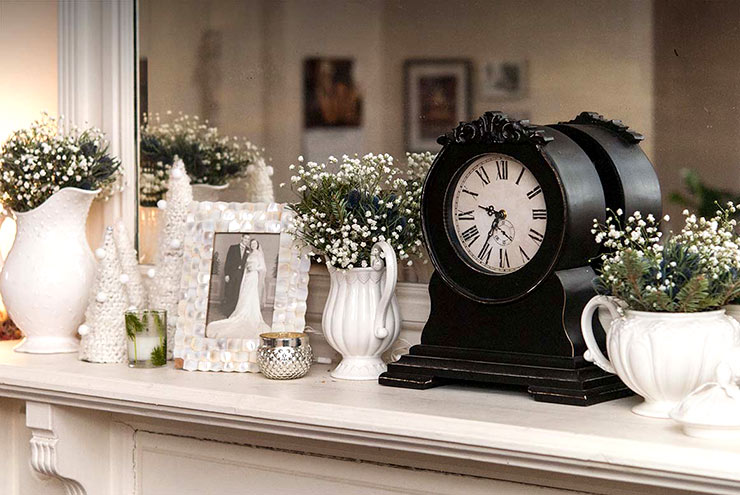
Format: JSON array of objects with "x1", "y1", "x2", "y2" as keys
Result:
[
  {"x1": 582, "y1": 296, "x2": 740, "y2": 418},
  {"x1": 192, "y1": 183, "x2": 229, "y2": 202},
  {"x1": 322, "y1": 241, "x2": 401, "y2": 380},
  {"x1": 0, "y1": 188, "x2": 98, "y2": 353}
]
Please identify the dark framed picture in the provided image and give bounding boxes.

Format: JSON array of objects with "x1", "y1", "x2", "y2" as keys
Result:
[
  {"x1": 304, "y1": 58, "x2": 362, "y2": 128},
  {"x1": 205, "y1": 232, "x2": 280, "y2": 339},
  {"x1": 405, "y1": 59, "x2": 472, "y2": 152}
]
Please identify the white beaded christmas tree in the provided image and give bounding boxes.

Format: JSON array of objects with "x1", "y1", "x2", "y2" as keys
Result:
[
  {"x1": 114, "y1": 219, "x2": 146, "y2": 309},
  {"x1": 78, "y1": 227, "x2": 129, "y2": 363},
  {"x1": 149, "y1": 159, "x2": 192, "y2": 356},
  {"x1": 244, "y1": 157, "x2": 274, "y2": 203}
]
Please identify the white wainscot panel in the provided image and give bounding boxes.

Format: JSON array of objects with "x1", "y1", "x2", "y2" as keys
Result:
[{"x1": 135, "y1": 431, "x2": 573, "y2": 495}]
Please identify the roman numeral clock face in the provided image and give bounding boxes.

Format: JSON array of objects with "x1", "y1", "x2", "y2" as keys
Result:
[{"x1": 451, "y1": 153, "x2": 547, "y2": 274}]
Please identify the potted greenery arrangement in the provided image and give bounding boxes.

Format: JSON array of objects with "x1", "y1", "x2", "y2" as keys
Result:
[
  {"x1": 139, "y1": 112, "x2": 264, "y2": 204},
  {"x1": 288, "y1": 153, "x2": 424, "y2": 380},
  {"x1": 581, "y1": 206, "x2": 740, "y2": 418},
  {"x1": 0, "y1": 114, "x2": 121, "y2": 353}
]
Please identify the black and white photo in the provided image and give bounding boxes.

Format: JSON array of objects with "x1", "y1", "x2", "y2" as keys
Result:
[{"x1": 205, "y1": 232, "x2": 280, "y2": 340}]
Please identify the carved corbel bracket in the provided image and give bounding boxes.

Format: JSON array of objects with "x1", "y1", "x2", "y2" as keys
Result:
[{"x1": 25, "y1": 402, "x2": 110, "y2": 495}]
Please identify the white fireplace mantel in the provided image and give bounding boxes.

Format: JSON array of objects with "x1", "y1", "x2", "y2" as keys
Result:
[{"x1": 0, "y1": 341, "x2": 738, "y2": 495}]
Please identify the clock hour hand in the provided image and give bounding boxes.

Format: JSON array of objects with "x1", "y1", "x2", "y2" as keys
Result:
[{"x1": 478, "y1": 204, "x2": 497, "y2": 217}]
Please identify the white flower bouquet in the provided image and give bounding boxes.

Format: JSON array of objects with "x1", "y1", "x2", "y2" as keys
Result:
[
  {"x1": 593, "y1": 205, "x2": 740, "y2": 312},
  {"x1": 0, "y1": 114, "x2": 122, "y2": 212},
  {"x1": 288, "y1": 153, "x2": 428, "y2": 269},
  {"x1": 139, "y1": 112, "x2": 262, "y2": 205}
]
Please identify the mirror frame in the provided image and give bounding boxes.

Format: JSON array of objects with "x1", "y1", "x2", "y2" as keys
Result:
[
  {"x1": 58, "y1": 0, "x2": 429, "y2": 339},
  {"x1": 58, "y1": 0, "x2": 138, "y2": 244}
]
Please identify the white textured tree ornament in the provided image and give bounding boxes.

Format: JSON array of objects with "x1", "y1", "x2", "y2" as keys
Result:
[
  {"x1": 149, "y1": 159, "x2": 192, "y2": 357},
  {"x1": 244, "y1": 157, "x2": 274, "y2": 203},
  {"x1": 114, "y1": 219, "x2": 146, "y2": 309},
  {"x1": 78, "y1": 227, "x2": 129, "y2": 363}
]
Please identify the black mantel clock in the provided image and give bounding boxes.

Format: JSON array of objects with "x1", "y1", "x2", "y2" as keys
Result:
[{"x1": 379, "y1": 111, "x2": 662, "y2": 406}]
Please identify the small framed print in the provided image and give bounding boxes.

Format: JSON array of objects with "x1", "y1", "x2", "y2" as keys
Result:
[
  {"x1": 173, "y1": 202, "x2": 310, "y2": 372},
  {"x1": 479, "y1": 60, "x2": 528, "y2": 100},
  {"x1": 405, "y1": 59, "x2": 471, "y2": 152}
]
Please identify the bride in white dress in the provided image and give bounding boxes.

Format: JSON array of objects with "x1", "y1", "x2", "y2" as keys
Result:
[{"x1": 207, "y1": 239, "x2": 271, "y2": 339}]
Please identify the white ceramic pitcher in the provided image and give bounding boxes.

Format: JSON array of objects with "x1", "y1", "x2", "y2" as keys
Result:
[{"x1": 322, "y1": 241, "x2": 401, "y2": 380}]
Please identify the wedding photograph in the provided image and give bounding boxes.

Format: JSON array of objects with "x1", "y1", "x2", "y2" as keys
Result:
[{"x1": 204, "y1": 232, "x2": 280, "y2": 340}]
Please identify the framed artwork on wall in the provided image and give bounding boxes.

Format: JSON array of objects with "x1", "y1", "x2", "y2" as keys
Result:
[
  {"x1": 304, "y1": 58, "x2": 363, "y2": 128},
  {"x1": 405, "y1": 59, "x2": 471, "y2": 152},
  {"x1": 173, "y1": 202, "x2": 310, "y2": 372},
  {"x1": 479, "y1": 60, "x2": 528, "y2": 99}
]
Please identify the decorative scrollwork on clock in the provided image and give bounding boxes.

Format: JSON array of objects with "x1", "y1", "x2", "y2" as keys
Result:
[
  {"x1": 565, "y1": 111, "x2": 644, "y2": 144},
  {"x1": 437, "y1": 111, "x2": 553, "y2": 147}
]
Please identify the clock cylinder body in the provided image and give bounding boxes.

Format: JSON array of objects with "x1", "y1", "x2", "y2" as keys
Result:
[{"x1": 380, "y1": 111, "x2": 662, "y2": 406}]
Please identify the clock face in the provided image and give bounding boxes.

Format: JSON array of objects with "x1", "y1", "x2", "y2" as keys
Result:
[{"x1": 450, "y1": 153, "x2": 547, "y2": 274}]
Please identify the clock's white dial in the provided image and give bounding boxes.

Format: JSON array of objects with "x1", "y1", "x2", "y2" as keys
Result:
[{"x1": 451, "y1": 153, "x2": 547, "y2": 274}]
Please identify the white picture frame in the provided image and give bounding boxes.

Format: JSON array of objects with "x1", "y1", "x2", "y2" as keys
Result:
[
  {"x1": 173, "y1": 201, "x2": 310, "y2": 372},
  {"x1": 479, "y1": 60, "x2": 528, "y2": 100}
]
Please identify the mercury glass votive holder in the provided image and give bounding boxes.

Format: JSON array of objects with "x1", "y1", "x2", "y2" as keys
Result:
[
  {"x1": 125, "y1": 309, "x2": 167, "y2": 368},
  {"x1": 257, "y1": 332, "x2": 312, "y2": 379}
]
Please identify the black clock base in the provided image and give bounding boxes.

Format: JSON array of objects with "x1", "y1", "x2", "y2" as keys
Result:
[{"x1": 379, "y1": 345, "x2": 633, "y2": 406}]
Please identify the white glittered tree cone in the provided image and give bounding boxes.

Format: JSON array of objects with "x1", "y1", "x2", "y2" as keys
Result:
[
  {"x1": 114, "y1": 219, "x2": 146, "y2": 309},
  {"x1": 149, "y1": 159, "x2": 192, "y2": 357},
  {"x1": 244, "y1": 157, "x2": 274, "y2": 203},
  {"x1": 78, "y1": 227, "x2": 129, "y2": 363}
]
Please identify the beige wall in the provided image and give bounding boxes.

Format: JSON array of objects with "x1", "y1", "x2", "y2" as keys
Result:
[
  {"x1": 142, "y1": 0, "x2": 656, "y2": 204},
  {"x1": 380, "y1": 0, "x2": 654, "y2": 161},
  {"x1": 0, "y1": 0, "x2": 58, "y2": 141},
  {"x1": 654, "y1": 0, "x2": 740, "y2": 220}
]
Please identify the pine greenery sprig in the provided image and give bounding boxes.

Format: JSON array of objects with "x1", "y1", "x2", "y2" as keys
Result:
[
  {"x1": 0, "y1": 114, "x2": 122, "y2": 212},
  {"x1": 593, "y1": 204, "x2": 740, "y2": 312},
  {"x1": 287, "y1": 153, "x2": 429, "y2": 269}
]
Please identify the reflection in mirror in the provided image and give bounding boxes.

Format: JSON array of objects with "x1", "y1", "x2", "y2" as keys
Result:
[{"x1": 137, "y1": 0, "x2": 740, "y2": 278}]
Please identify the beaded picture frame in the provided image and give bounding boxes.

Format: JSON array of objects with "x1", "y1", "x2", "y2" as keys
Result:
[{"x1": 173, "y1": 202, "x2": 310, "y2": 372}]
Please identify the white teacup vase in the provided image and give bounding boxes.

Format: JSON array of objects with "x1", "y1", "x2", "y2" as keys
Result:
[{"x1": 581, "y1": 296, "x2": 740, "y2": 418}]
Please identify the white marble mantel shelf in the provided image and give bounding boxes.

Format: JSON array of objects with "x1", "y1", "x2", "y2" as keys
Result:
[{"x1": 0, "y1": 341, "x2": 738, "y2": 495}]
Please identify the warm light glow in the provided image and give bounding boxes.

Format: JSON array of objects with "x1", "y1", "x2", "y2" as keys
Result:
[
  {"x1": 0, "y1": 215, "x2": 16, "y2": 261},
  {"x1": 0, "y1": 0, "x2": 58, "y2": 143},
  {"x1": 0, "y1": 215, "x2": 17, "y2": 322}
]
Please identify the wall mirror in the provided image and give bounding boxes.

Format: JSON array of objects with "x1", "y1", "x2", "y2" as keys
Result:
[{"x1": 135, "y1": 0, "x2": 740, "y2": 277}]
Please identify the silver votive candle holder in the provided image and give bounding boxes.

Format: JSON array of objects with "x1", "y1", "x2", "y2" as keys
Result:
[{"x1": 257, "y1": 332, "x2": 312, "y2": 380}]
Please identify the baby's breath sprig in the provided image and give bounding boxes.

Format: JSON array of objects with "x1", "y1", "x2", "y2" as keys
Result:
[
  {"x1": 593, "y1": 204, "x2": 740, "y2": 312},
  {"x1": 0, "y1": 113, "x2": 122, "y2": 212},
  {"x1": 288, "y1": 153, "x2": 427, "y2": 270},
  {"x1": 139, "y1": 112, "x2": 262, "y2": 205}
]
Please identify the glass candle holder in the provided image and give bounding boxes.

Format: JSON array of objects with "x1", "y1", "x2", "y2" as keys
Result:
[
  {"x1": 125, "y1": 309, "x2": 167, "y2": 368},
  {"x1": 257, "y1": 332, "x2": 312, "y2": 379}
]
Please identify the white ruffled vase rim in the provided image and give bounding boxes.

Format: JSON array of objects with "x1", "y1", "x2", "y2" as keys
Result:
[
  {"x1": 623, "y1": 309, "x2": 727, "y2": 319},
  {"x1": 12, "y1": 187, "x2": 100, "y2": 217}
]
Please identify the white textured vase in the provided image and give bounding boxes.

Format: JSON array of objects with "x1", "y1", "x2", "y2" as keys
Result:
[
  {"x1": 0, "y1": 188, "x2": 98, "y2": 353},
  {"x1": 582, "y1": 296, "x2": 740, "y2": 418},
  {"x1": 322, "y1": 241, "x2": 401, "y2": 380}
]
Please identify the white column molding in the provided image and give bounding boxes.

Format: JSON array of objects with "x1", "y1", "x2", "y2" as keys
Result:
[
  {"x1": 58, "y1": 0, "x2": 137, "y2": 238},
  {"x1": 25, "y1": 402, "x2": 111, "y2": 495}
]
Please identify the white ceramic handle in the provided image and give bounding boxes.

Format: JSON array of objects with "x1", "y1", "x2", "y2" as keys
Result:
[
  {"x1": 581, "y1": 295, "x2": 621, "y2": 374},
  {"x1": 371, "y1": 241, "x2": 397, "y2": 339}
]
